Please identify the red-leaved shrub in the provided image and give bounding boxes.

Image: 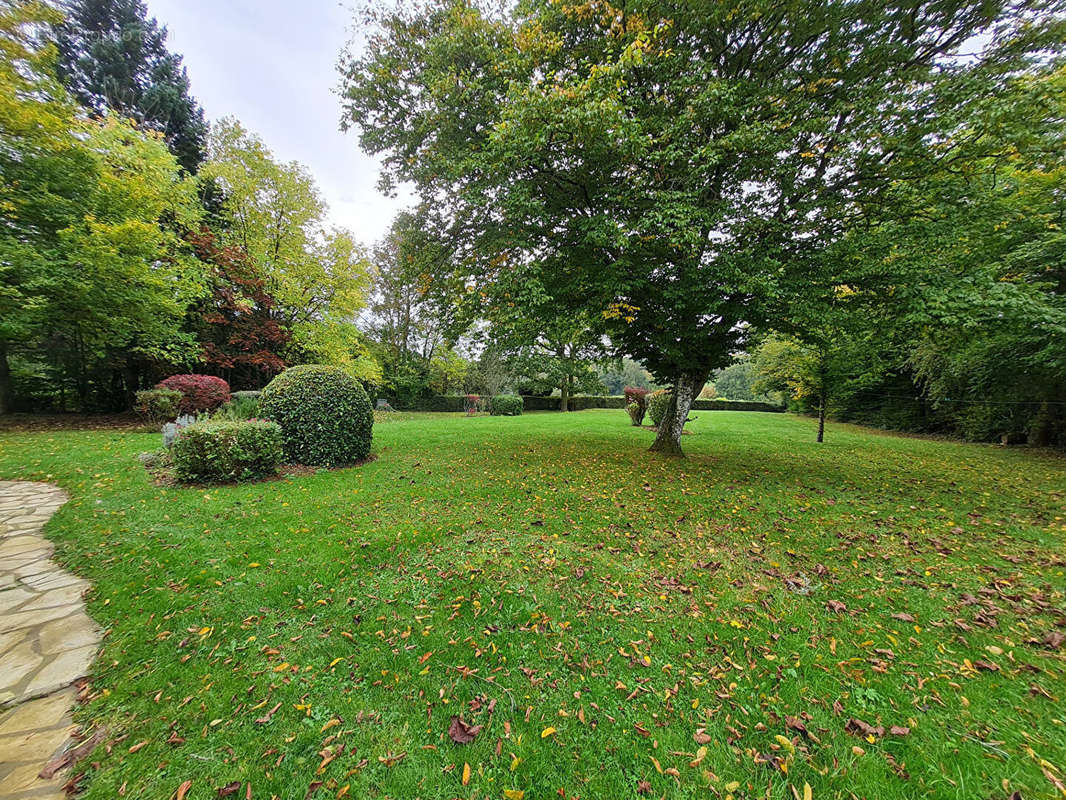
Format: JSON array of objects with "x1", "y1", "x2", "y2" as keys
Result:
[{"x1": 156, "y1": 374, "x2": 231, "y2": 414}]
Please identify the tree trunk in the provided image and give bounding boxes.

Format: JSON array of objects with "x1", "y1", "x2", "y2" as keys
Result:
[
  {"x1": 0, "y1": 341, "x2": 11, "y2": 416},
  {"x1": 817, "y1": 391, "x2": 826, "y2": 443},
  {"x1": 650, "y1": 371, "x2": 704, "y2": 457},
  {"x1": 560, "y1": 374, "x2": 570, "y2": 412}
]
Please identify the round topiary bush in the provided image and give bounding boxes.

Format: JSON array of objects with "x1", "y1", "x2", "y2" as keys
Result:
[
  {"x1": 156, "y1": 374, "x2": 231, "y2": 414},
  {"x1": 647, "y1": 389, "x2": 672, "y2": 428},
  {"x1": 259, "y1": 365, "x2": 373, "y2": 466},
  {"x1": 490, "y1": 395, "x2": 523, "y2": 416}
]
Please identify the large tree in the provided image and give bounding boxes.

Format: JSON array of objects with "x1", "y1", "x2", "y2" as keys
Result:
[
  {"x1": 200, "y1": 118, "x2": 377, "y2": 378},
  {"x1": 341, "y1": 0, "x2": 1062, "y2": 455},
  {"x1": 54, "y1": 0, "x2": 206, "y2": 172}
]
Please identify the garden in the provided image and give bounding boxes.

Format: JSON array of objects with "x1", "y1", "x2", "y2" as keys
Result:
[
  {"x1": 2, "y1": 405, "x2": 1065, "y2": 799},
  {"x1": 2, "y1": 0, "x2": 1066, "y2": 798}
]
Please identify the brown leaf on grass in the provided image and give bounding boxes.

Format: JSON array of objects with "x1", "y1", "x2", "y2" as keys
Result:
[
  {"x1": 826, "y1": 600, "x2": 847, "y2": 613},
  {"x1": 888, "y1": 725, "x2": 910, "y2": 736},
  {"x1": 217, "y1": 782, "x2": 241, "y2": 797},
  {"x1": 448, "y1": 715, "x2": 483, "y2": 744},
  {"x1": 891, "y1": 612, "x2": 915, "y2": 622},
  {"x1": 973, "y1": 659, "x2": 1000, "y2": 672},
  {"x1": 636, "y1": 779, "x2": 651, "y2": 795},
  {"x1": 254, "y1": 702, "x2": 282, "y2": 724},
  {"x1": 694, "y1": 728, "x2": 712, "y2": 745},
  {"x1": 39, "y1": 727, "x2": 106, "y2": 779},
  {"x1": 302, "y1": 780, "x2": 323, "y2": 800},
  {"x1": 1041, "y1": 631, "x2": 1065, "y2": 650},
  {"x1": 844, "y1": 718, "x2": 884, "y2": 738},
  {"x1": 177, "y1": 781, "x2": 193, "y2": 800}
]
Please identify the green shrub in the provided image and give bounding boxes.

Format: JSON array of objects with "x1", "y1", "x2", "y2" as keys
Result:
[
  {"x1": 259, "y1": 365, "x2": 373, "y2": 466},
  {"x1": 648, "y1": 390, "x2": 672, "y2": 427},
  {"x1": 135, "y1": 388, "x2": 183, "y2": 423},
  {"x1": 490, "y1": 395, "x2": 523, "y2": 416},
  {"x1": 215, "y1": 392, "x2": 260, "y2": 420},
  {"x1": 171, "y1": 419, "x2": 283, "y2": 483}
]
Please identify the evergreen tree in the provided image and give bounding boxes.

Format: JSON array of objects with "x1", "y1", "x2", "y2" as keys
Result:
[{"x1": 54, "y1": 0, "x2": 206, "y2": 172}]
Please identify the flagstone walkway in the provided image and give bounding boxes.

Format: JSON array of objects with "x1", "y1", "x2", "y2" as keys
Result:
[{"x1": 0, "y1": 482, "x2": 100, "y2": 799}]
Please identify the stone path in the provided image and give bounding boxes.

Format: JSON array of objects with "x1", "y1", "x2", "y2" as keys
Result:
[{"x1": 0, "y1": 482, "x2": 100, "y2": 800}]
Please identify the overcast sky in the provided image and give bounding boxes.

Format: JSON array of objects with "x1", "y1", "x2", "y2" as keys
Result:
[{"x1": 145, "y1": 0, "x2": 409, "y2": 246}]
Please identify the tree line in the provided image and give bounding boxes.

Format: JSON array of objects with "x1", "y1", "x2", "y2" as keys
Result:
[{"x1": 0, "y1": 0, "x2": 374, "y2": 414}]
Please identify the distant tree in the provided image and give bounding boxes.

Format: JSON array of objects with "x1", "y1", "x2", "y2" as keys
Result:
[
  {"x1": 714, "y1": 361, "x2": 758, "y2": 402},
  {"x1": 186, "y1": 230, "x2": 288, "y2": 388},
  {"x1": 367, "y1": 218, "x2": 445, "y2": 367},
  {"x1": 54, "y1": 0, "x2": 206, "y2": 172},
  {"x1": 599, "y1": 359, "x2": 654, "y2": 396}
]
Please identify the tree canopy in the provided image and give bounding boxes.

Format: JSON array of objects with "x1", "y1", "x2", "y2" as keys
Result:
[
  {"x1": 340, "y1": 0, "x2": 1063, "y2": 454},
  {"x1": 54, "y1": 0, "x2": 207, "y2": 172}
]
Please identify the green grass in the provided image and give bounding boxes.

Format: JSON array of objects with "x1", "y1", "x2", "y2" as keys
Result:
[{"x1": 1, "y1": 410, "x2": 1064, "y2": 800}]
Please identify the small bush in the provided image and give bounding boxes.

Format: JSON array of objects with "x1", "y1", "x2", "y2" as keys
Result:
[
  {"x1": 157, "y1": 374, "x2": 231, "y2": 414},
  {"x1": 259, "y1": 365, "x2": 373, "y2": 466},
  {"x1": 171, "y1": 419, "x2": 283, "y2": 483},
  {"x1": 215, "y1": 393, "x2": 260, "y2": 420},
  {"x1": 135, "y1": 388, "x2": 183, "y2": 423},
  {"x1": 490, "y1": 395, "x2": 523, "y2": 416},
  {"x1": 624, "y1": 386, "x2": 650, "y2": 426},
  {"x1": 626, "y1": 402, "x2": 644, "y2": 426},
  {"x1": 648, "y1": 390, "x2": 672, "y2": 427}
]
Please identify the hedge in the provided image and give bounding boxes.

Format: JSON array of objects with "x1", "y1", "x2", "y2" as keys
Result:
[
  {"x1": 385, "y1": 395, "x2": 784, "y2": 413},
  {"x1": 171, "y1": 419, "x2": 283, "y2": 483},
  {"x1": 490, "y1": 395, "x2": 523, "y2": 416}
]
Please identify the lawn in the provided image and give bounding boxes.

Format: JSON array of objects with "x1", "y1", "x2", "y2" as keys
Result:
[{"x1": 1, "y1": 410, "x2": 1064, "y2": 800}]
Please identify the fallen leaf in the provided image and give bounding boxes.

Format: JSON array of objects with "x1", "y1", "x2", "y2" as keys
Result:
[
  {"x1": 462, "y1": 762, "x2": 471, "y2": 786},
  {"x1": 177, "y1": 781, "x2": 192, "y2": 800},
  {"x1": 448, "y1": 715, "x2": 483, "y2": 744},
  {"x1": 541, "y1": 726, "x2": 556, "y2": 738}
]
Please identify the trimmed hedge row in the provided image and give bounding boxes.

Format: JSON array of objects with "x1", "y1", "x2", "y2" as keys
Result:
[{"x1": 390, "y1": 395, "x2": 784, "y2": 413}]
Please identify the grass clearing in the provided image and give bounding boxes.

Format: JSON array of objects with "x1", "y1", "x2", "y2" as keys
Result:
[{"x1": 1, "y1": 410, "x2": 1064, "y2": 799}]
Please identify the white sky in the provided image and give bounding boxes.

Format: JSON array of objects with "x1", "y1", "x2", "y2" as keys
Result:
[{"x1": 145, "y1": 0, "x2": 410, "y2": 246}]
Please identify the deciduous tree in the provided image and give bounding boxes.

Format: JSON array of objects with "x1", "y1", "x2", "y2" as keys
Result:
[{"x1": 340, "y1": 0, "x2": 1061, "y2": 455}]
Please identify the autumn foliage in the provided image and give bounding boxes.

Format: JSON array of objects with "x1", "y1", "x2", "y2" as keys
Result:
[
  {"x1": 156, "y1": 374, "x2": 231, "y2": 414},
  {"x1": 188, "y1": 230, "x2": 289, "y2": 388}
]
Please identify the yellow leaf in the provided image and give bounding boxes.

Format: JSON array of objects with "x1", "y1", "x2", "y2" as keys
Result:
[
  {"x1": 503, "y1": 791, "x2": 525, "y2": 800},
  {"x1": 803, "y1": 781, "x2": 813, "y2": 800},
  {"x1": 651, "y1": 756, "x2": 663, "y2": 773},
  {"x1": 689, "y1": 745, "x2": 707, "y2": 767},
  {"x1": 462, "y1": 763, "x2": 471, "y2": 786},
  {"x1": 725, "y1": 781, "x2": 740, "y2": 792},
  {"x1": 541, "y1": 727, "x2": 556, "y2": 738}
]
